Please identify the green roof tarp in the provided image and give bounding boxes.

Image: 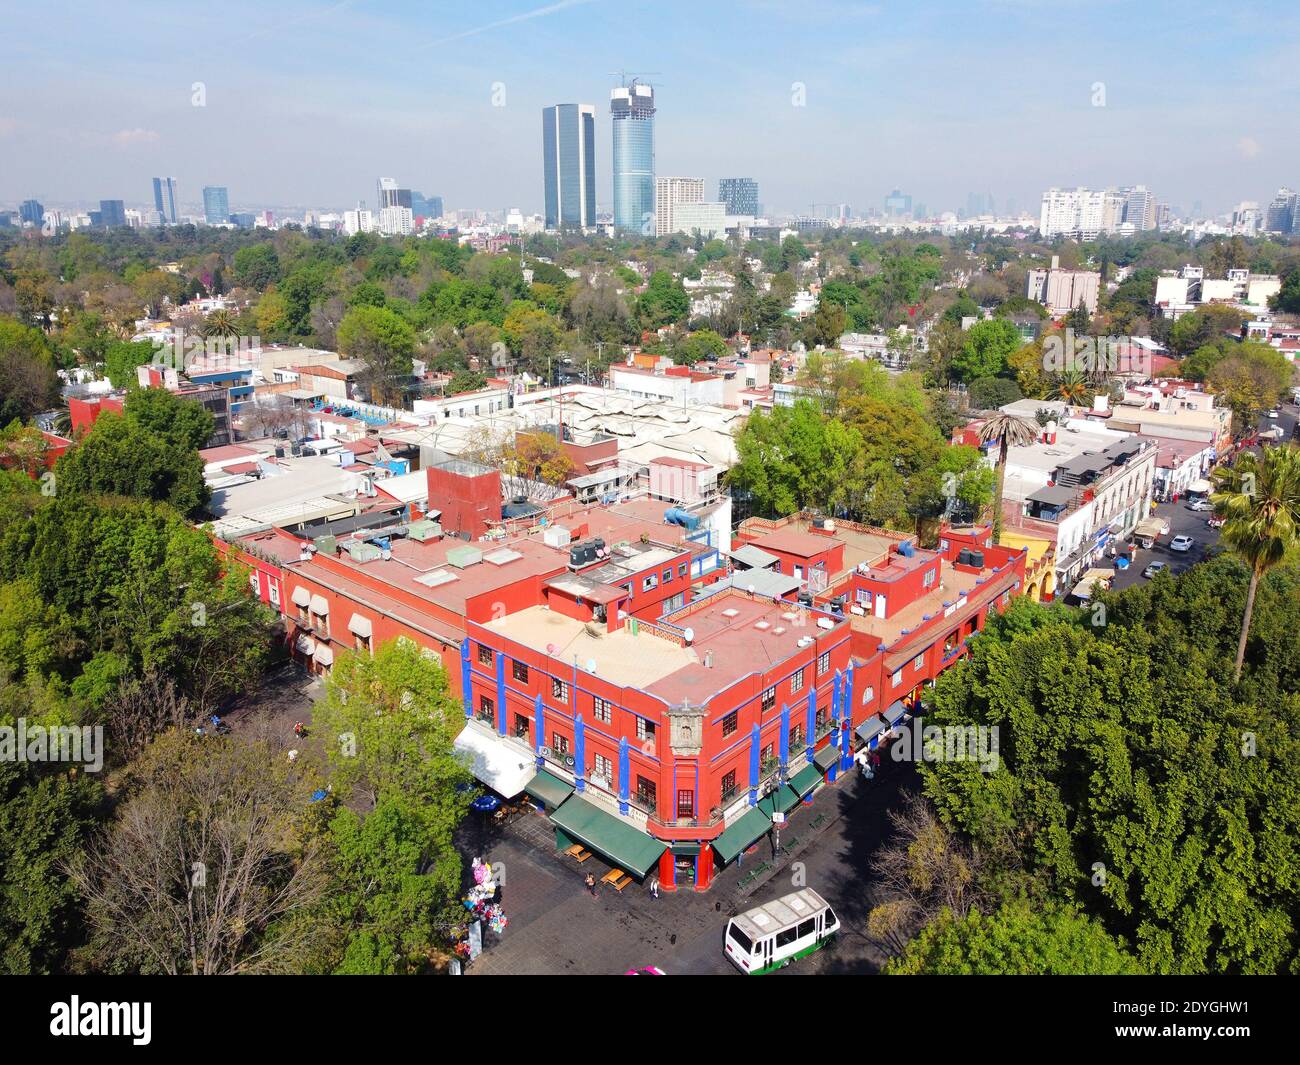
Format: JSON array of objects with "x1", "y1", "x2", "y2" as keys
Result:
[
  {"x1": 814, "y1": 743, "x2": 841, "y2": 770},
  {"x1": 549, "y1": 795, "x2": 665, "y2": 878},
  {"x1": 712, "y1": 806, "x2": 772, "y2": 864},
  {"x1": 670, "y1": 842, "x2": 701, "y2": 856},
  {"x1": 757, "y1": 785, "x2": 801, "y2": 817},
  {"x1": 789, "y1": 763, "x2": 822, "y2": 796},
  {"x1": 524, "y1": 769, "x2": 573, "y2": 809}
]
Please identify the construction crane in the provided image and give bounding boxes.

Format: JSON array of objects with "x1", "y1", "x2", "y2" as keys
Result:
[{"x1": 606, "y1": 70, "x2": 662, "y2": 88}]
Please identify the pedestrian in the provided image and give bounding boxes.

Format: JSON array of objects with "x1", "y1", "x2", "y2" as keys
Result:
[
  {"x1": 649, "y1": 876, "x2": 659, "y2": 899},
  {"x1": 585, "y1": 872, "x2": 597, "y2": 898}
]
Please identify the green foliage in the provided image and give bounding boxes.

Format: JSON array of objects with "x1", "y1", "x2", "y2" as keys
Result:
[
  {"x1": 0, "y1": 316, "x2": 61, "y2": 423},
  {"x1": 952, "y1": 318, "x2": 1022, "y2": 383},
  {"x1": 637, "y1": 271, "x2": 689, "y2": 329},
  {"x1": 123, "y1": 386, "x2": 214, "y2": 452},
  {"x1": 889, "y1": 900, "x2": 1143, "y2": 975},
  {"x1": 54, "y1": 413, "x2": 209, "y2": 517},
  {"x1": 675, "y1": 329, "x2": 728, "y2": 365},
  {"x1": 102, "y1": 339, "x2": 161, "y2": 390},
  {"x1": 231, "y1": 243, "x2": 281, "y2": 289},
  {"x1": 968, "y1": 376, "x2": 1022, "y2": 410}
]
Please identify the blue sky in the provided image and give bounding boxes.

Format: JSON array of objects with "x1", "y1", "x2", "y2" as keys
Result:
[{"x1": 2, "y1": 0, "x2": 1298, "y2": 218}]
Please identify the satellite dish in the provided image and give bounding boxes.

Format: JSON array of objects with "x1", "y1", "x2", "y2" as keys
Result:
[
  {"x1": 682, "y1": 627, "x2": 695, "y2": 644},
  {"x1": 586, "y1": 658, "x2": 597, "y2": 673},
  {"x1": 747, "y1": 584, "x2": 756, "y2": 594}
]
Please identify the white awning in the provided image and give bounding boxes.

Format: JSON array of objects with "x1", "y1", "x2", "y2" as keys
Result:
[
  {"x1": 313, "y1": 643, "x2": 334, "y2": 666},
  {"x1": 1188, "y1": 478, "x2": 1213, "y2": 494},
  {"x1": 291, "y1": 586, "x2": 311, "y2": 607},
  {"x1": 309, "y1": 593, "x2": 329, "y2": 615},
  {"x1": 453, "y1": 724, "x2": 535, "y2": 800},
  {"x1": 348, "y1": 613, "x2": 373, "y2": 638},
  {"x1": 295, "y1": 634, "x2": 316, "y2": 655}
]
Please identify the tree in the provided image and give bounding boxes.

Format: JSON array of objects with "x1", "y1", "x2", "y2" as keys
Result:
[
  {"x1": 123, "y1": 387, "x2": 214, "y2": 452},
  {"x1": 501, "y1": 431, "x2": 576, "y2": 494},
  {"x1": 976, "y1": 412, "x2": 1037, "y2": 542},
  {"x1": 1211, "y1": 446, "x2": 1300, "y2": 680},
  {"x1": 336, "y1": 305, "x2": 415, "y2": 406},
  {"x1": 102, "y1": 339, "x2": 160, "y2": 390},
  {"x1": 231, "y1": 244, "x2": 281, "y2": 290},
  {"x1": 54, "y1": 413, "x2": 209, "y2": 516},
  {"x1": 311, "y1": 639, "x2": 470, "y2": 812},
  {"x1": 71, "y1": 731, "x2": 328, "y2": 974},
  {"x1": 951, "y1": 318, "x2": 1021, "y2": 383},
  {"x1": 967, "y1": 376, "x2": 1021, "y2": 410},
  {"x1": 888, "y1": 901, "x2": 1143, "y2": 975},
  {"x1": 637, "y1": 271, "x2": 688, "y2": 329},
  {"x1": 0, "y1": 317, "x2": 61, "y2": 423},
  {"x1": 675, "y1": 329, "x2": 728, "y2": 365}
]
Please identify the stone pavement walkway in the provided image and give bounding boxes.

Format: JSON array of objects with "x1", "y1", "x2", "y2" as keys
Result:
[{"x1": 461, "y1": 760, "x2": 916, "y2": 976}]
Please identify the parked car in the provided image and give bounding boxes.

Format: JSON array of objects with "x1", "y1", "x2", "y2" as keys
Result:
[
  {"x1": 1142, "y1": 561, "x2": 1167, "y2": 579},
  {"x1": 1207, "y1": 516, "x2": 1225, "y2": 529},
  {"x1": 1187, "y1": 499, "x2": 1213, "y2": 512},
  {"x1": 1266, "y1": 409, "x2": 1280, "y2": 419},
  {"x1": 1170, "y1": 534, "x2": 1195, "y2": 552}
]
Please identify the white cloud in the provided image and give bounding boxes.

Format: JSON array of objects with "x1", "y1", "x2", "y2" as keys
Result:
[
  {"x1": 111, "y1": 127, "x2": 160, "y2": 147},
  {"x1": 1237, "y1": 135, "x2": 1261, "y2": 158}
]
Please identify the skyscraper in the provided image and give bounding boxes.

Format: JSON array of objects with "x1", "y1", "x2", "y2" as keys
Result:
[
  {"x1": 376, "y1": 178, "x2": 413, "y2": 210},
  {"x1": 152, "y1": 177, "x2": 179, "y2": 223},
  {"x1": 19, "y1": 199, "x2": 43, "y2": 226},
  {"x1": 412, "y1": 192, "x2": 443, "y2": 221},
  {"x1": 203, "y1": 186, "x2": 230, "y2": 225},
  {"x1": 99, "y1": 200, "x2": 126, "y2": 228},
  {"x1": 718, "y1": 178, "x2": 759, "y2": 216},
  {"x1": 1265, "y1": 187, "x2": 1298, "y2": 235},
  {"x1": 610, "y1": 80, "x2": 655, "y2": 232},
  {"x1": 542, "y1": 104, "x2": 596, "y2": 230}
]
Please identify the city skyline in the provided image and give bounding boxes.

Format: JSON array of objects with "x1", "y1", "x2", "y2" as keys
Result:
[{"x1": 3, "y1": 1, "x2": 1299, "y2": 217}]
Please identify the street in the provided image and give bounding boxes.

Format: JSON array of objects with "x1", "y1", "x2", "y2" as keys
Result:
[{"x1": 1109, "y1": 402, "x2": 1299, "y2": 593}]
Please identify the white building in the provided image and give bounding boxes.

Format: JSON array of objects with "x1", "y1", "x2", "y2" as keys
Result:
[
  {"x1": 672, "y1": 201, "x2": 727, "y2": 239},
  {"x1": 378, "y1": 206, "x2": 414, "y2": 236},
  {"x1": 654, "y1": 177, "x2": 704, "y2": 237},
  {"x1": 343, "y1": 209, "x2": 374, "y2": 235},
  {"x1": 1026, "y1": 256, "x2": 1100, "y2": 315}
]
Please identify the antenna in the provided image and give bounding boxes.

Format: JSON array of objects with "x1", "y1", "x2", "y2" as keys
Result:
[{"x1": 607, "y1": 70, "x2": 662, "y2": 88}]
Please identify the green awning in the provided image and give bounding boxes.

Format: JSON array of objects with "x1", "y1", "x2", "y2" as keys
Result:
[
  {"x1": 814, "y1": 743, "x2": 841, "y2": 770},
  {"x1": 789, "y1": 763, "x2": 822, "y2": 796},
  {"x1": 670, "y1": 842, "x2": 701, "y2": 856},
  {"x1": 524, "y1": 769, "x2": 573, "y2": 809},
  {"x1": 757, "y1": 784, "x2": 801, "y2": 817},
  {"x1": 712, "y1": 806, "x2": 772, "y2": 864},
  {"x1": 548, "y1": 795, "x2": 665, "y2": 878}
]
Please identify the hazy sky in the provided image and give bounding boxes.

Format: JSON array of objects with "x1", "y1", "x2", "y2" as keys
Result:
[{"x1": 2, "y1": 0, "x2": 1298, "y2": 218}]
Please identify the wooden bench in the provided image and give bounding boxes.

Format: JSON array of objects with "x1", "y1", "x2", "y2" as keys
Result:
[
  {"x1": 612, "y1": 874, "x2": 633, "y2": 891},
  {"x1": 600, "y1": 868, "x2": 623, "y2": 884},
  {"x1": 564, "y1": 844, "x2": 592, "y2": 863}
]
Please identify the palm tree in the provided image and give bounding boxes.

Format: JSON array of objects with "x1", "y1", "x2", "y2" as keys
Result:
[
  {"x1": 1211, "y1": 445, "x2": 1300, "y2": 681},
  {"x1": 1052, "y1": 368, "x2": 1092, "y2": 406},
  {"x1": 976, "y1": 412, "x2": 1038, "y2": 543},
  {"x1": 199, "y1": 308, "x2": 240, "y2": 340}
]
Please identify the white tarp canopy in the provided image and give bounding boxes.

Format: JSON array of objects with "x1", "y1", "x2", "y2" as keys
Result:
[
  {"x1": 309, "y1": 594, "x2": 329, "y2": 614},
  {"x1": 295, "y1": 634, "x2": 316, "y2": 655},
  {"x1": 453, "y1": 724, "x2": 535, "y2": 800},
  {"x1": 348, "y1": 613, "x2": 373, "y2": 638},
  {"x1": 313, "y1": 643, "x2": 334, "y2": 666},
  {"x1": 291, "y1": 586, "x2": 312, "y2": 607},
  {"x1": 1188, "y1": 478, "x2": 1213, "y2": 494}
]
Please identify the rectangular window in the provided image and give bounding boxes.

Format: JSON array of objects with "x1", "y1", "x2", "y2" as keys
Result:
[
  {"x1": 642, "y1": 573, "x2": 658, "y2": 591},
  {"x1": 791, "y1": 668, "x2": 805, "y2": 694},
  {"x1": 679, "y1": 562, "x2": 688, "y2": 577},
  {"x1": 664, "y1": 567, "x2": 673, "y2": 583},
  {"x1": 593, "y1": 753, "x2": 613, "y2": 781},
  {"x1": 861, "y1": 685, "x2": 874, "y2": 706},
  {"x1": 592, "y1": 696, "x2": 612, "y2": 724},
  {"x1": 923, "y1": 568, "x2": 936, "y2": 589},
  {"x1": 478, "y1": 644, "x2": 493, "y2": 667},
  {"x1": 635, "y1": 716, "x2": 656, "y2": 742},
  {"x1": 913, "y1": 653, "x2": 924, "y2": 672},
  {"x1": 790, "y1": 723, "x2": 804, "y2": 747},
  {"x1": 636, "y1": 776, "x2": 657, "y2": 808},
  {"x1": 268, "y1": 581, "x2": 280, "y2": 608},
  {"x1": 817, "y1": 651, "x2": 830, "y2": 674},
  {"x1": 514, "y1": 713, "x2": 530, "y2": 741},
  {"x1": 722, "y1": 711, "x2": 738, "y2": 737},
  {"x1": 891, "y1": 670, "x2": 902, "y2": 688},
  {"x1": 552, "y1": 732, "x2": 570, "y2": 755},
  {"x1": 797, "y1": 918, "x2": 816, "y2": 939},
  {"x1": 551, "y1": 677, "x2": 569, "y2": 702},
  {"x1": 855, "y1": 587, "x2": 872, "y2": 606},
  {"x1": 721, "y1": 770, "x2": 737, "y2": 802},
  {"x1": 512, "y1": 659, "x2": 529, "y2": 683},
  {"x1": 794, "y1": 565, "x2": 804, "y2": 580},
  {"x1": 676, "y1": 790, "x2": 694, "y2": 819},
  {"x1": 477, "y1": 694, "x2": 494, "y2": 724},
  {"x1": 355, "y1": 633, "x2": 372, "y2": 654},
  {"x1": 761, "y1": 686, "x2": 776, "y2": 713}
]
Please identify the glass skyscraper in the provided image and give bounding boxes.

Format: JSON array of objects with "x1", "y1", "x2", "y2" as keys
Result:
[
  {"x1": 152, "y1": 177, "x2": 179, "y2": 223},
  {"x1": 718, "y1": 178, "x2": 759, "y2": 216},
  {"x1": 542, "y1": 104, "x2": 596, "y2": 230},
  {"x1": 610, "y1": 81, "x2": 655, "y2": 233},
  {"x1": 202, "y1": 186, "x2": 230, "y2": 225}
]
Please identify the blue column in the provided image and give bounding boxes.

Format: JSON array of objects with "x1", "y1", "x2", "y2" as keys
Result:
[
  {"x1": 618, "y1": 736, "x2": 630, "y2": 815},
  {"x1": 494, "y1": 649, "x2": 506, "y2": 737},
  {"x1": 840, "y1": 662, "x2": 854, "y2": 772},
  {"x1": 534, "y1": 693, "x2": 545, "y2": 768},
  {"x1": 460, "y1": 640, "x2": 472, "y2": 719},
  {"x1": 574, "y1": 713, "x2": 586, "y2": 793},
  {"x1": 805, "y1": 690, "x2": 816, "y2": 766},
  {"x1": 778, "y1": 703, "x2": 790, "y2": 782},
  {"x1": 828, "y1": 671, "x2": 842, "y2": 783},
  {"x1": 748, "y1": 723, "x2": 760, "y2": 805}
]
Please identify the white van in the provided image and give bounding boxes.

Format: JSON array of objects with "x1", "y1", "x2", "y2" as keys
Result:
[{"x1": 724, "y1": 889, "x2": 838, "y2": 974}]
